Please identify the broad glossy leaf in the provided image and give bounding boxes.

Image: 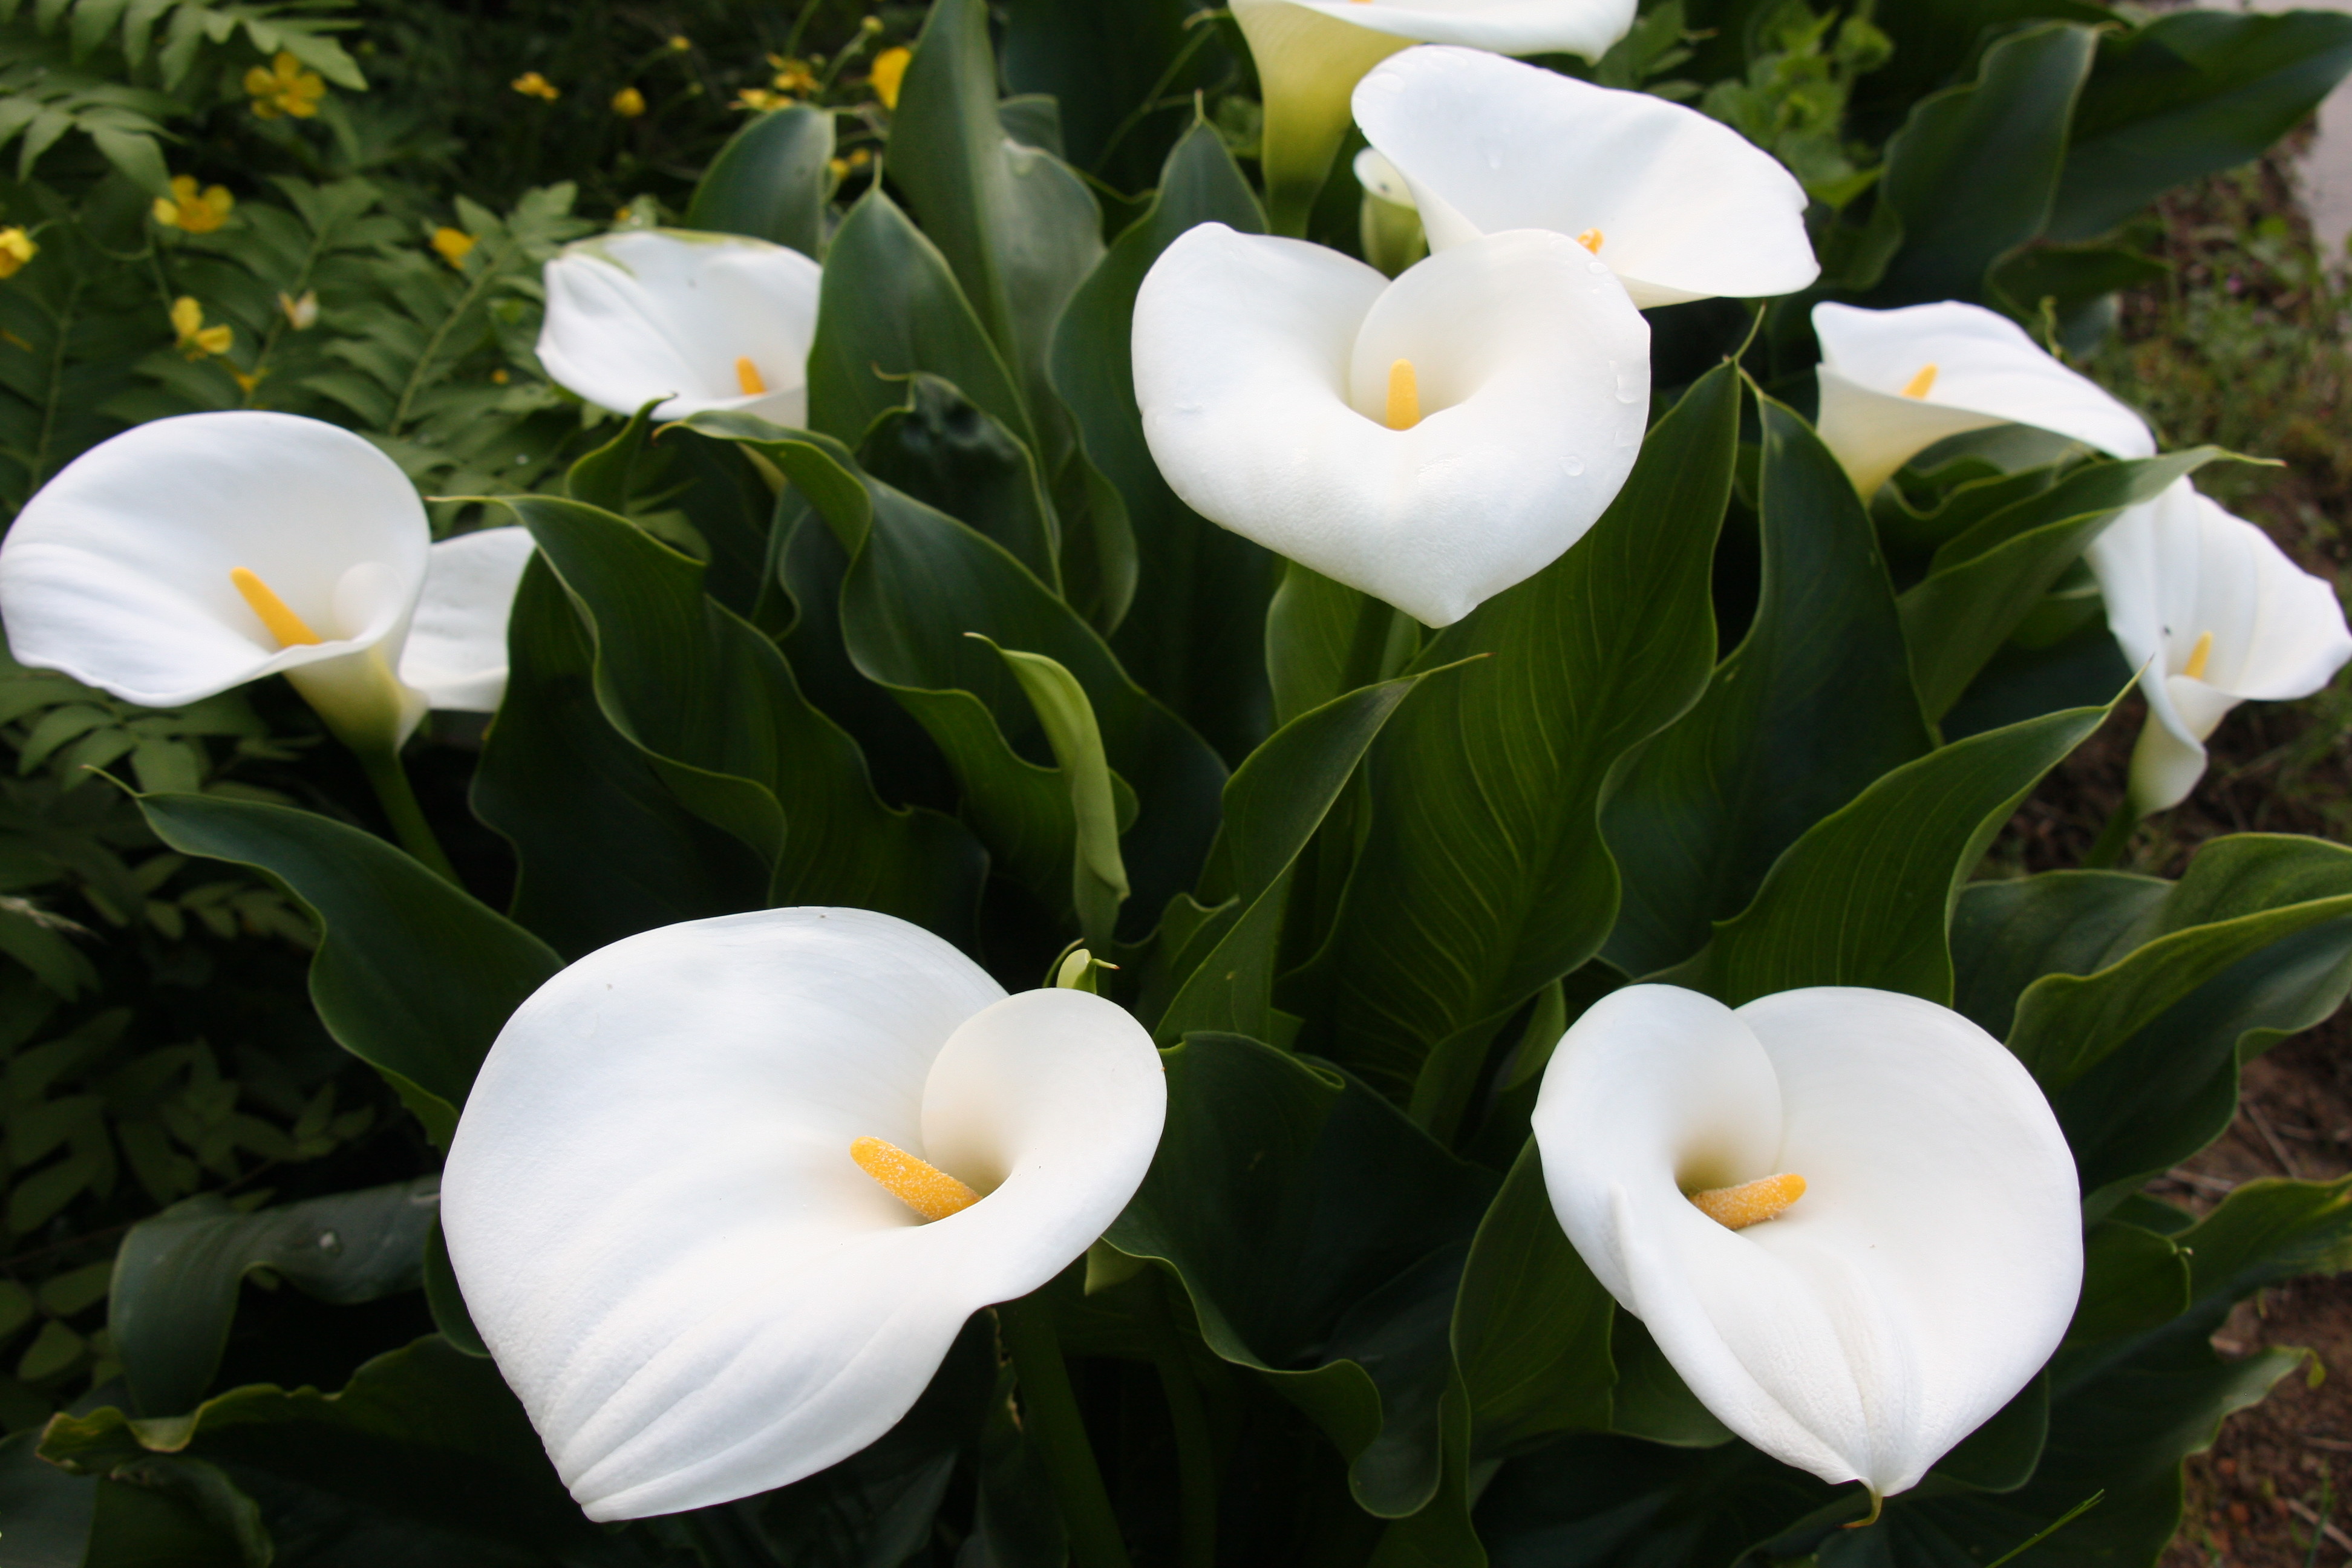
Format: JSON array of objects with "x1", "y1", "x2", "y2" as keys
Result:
[
  {"x1": 890, "y1": 0, "x2": 1103, "y2": 443},
  {"x1": 1475, "y1": 1432, "x2": 1832, "y2": 1568},
  {"x1": 1667, "y1": 705, "x2": 2106, "y2": 1007},
  {"x1": 1002, "y1": 0, "x2": 1227, "y2": 191},
  {"x1": 501, "y1": 493, "x2": 987, "y2": 944},
  {"x1": 860, "y1": 373, "x2": 1059, "y2": 588},
  {"x1": 1987, "y1": 244, "x2": 2172, "y2": 354},
  {"x1": 1103, "y1": 1034, "x2": 1498, "y2": 1518},
  {"x1": 474, "y1": 558, "x2": 767, "y2": 958},
  {"x1": 81, "y1": 1461, "x2": 255, "y2": 1568},
  {"x1": 1899, "y1": 449, "x2": 2217, "y2": 720},
  {"x1": 136, "y1": 793, "x2": 562, "y2": 1140},
  {"x1": 1157, "y1": 670, "x2": 1446, "y2": 1044},
  {"x1": 1870, "y1": 24, "x2": 2096, "y2": 304},
  {"x1": 685, "y1": 105, "x2": 833, "y2": 258},
  {"x1": 1849, "y1": 0, "x2": 2117, "y2": 142},
  {"x1": 0, "y1": 1427, "x2": 96, "y2": 1566},
  {"x1": 2065, "y1": 1221, "x2": 2188, "y2": 1350},
  {"x1": 806, "y1": 189, "x2": 1036, "y2": 457},
  {"x1": 40, "y1": 1338, "x2": 640, "y2": 1566},
  {"x1": 1299, "y1": 365, "x2": 1740, "y2": 1112},
  {"x1": 1604, "y1": 397, "x2": 1931, "y2": 978},
  {"x1": 1452, "y1": 1142, "x2": 1614, "y2": 1461},
  {"x1": 2049, "y1": 10, "x2": 2352, "y2": 242},
  {"x1": 1051, "y1": 120, "x2": 1276, "y2": 762},
  {"x1": 111, "y1": 1178, "x2": 440, "y2": 1416},
  {"x1": 975, "y1": 638, "x2": 1130, "y2": 947}
]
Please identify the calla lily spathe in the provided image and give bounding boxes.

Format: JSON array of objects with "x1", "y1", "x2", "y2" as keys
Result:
[
  {"x1": 537, "y1": 229, "x2": 822, "y2": 425},
  {"x1": 0, "y1": 412, "x2": 532, "y2": 748},
  {"x1": 2086, "y1": 479, "x2": 2352, "y2": 815},
  {"x1": 1231, "y1": 0, "x2": 1636, "y2": 235},
  {"x1": 440, "y1": 907, "x2": 1167, "y2": 1521},
  {"x1": 1132, "y1": 223, "x2": 1649, "y2": 627},
  {"x1": 1812, "y1": 300, "x2": 2153, "y2": 498},
  {"x1": 1534, "y1": 984, "x2": 2081, "y2": 1500},
  {"x1": 1353, "y1": 46, "x2": 1818, "y2": 307}
]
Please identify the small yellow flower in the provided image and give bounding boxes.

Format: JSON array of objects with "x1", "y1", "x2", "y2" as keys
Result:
[
  {"x1": 870, "y1": 45, "x2": 910, "y2": 110},
  {"x1": 667, "y1": 34, "x2": 690, "y2": 51},
  {"x1": 244, "y1": 51, "x2": 327, "y2": 119},
  {"x1": 734, "y1": 87, "x2": 783, "y2": 112},
  {"x1": 612, "y1": 85, "x2": 646, "y2": 117},
  {"x1": 430, "y1": 227, "x2": 477, "y2": 268},
  {"x1": 277, "y1": 289, "x2": 318, "y2": 329},
  {"x1": 511, "y1": 71, "x2": 560, "y2": 101},
  {"x1": 491, "y1": 367, "x2": 510, "y2": 384},
  {"x1": 769, "y1": 58, "x2": 818, "y2": 97},
  {"x1": 232, "y1": 367, "x2": 267, "y2": 396},
  {"x1": 0, "y1": 227, "x2": 36, "y2": 279},
  {"x1": 170, "y1": 296, "x2": 233, "y2": 359},
  {"x1": 152, "y1": 175, "x2": 234, "y2": 234}
]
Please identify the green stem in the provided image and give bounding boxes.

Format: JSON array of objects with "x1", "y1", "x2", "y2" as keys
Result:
[
  {"x1": 997, "y1": 1295, "x2": 1131, "y2": 1568},
  {"x1": 353, "y1": 744, "x2": 461, "y2": 884},
  {"x1": 1138, "y1": 1272, "x2": 1217, "y2": 1568},
  {"x1": 2083, "y1": 799, "x2": 2138, "y2": 870}
]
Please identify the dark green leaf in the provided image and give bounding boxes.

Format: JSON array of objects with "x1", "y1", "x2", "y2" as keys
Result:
[
  {"x1": 1604, "y1": 396, "x2": 1932, "y2": 978},
  {"x1": 1870, "y1": 24, "x2": 2096, "y2": 304},
  {"x1": 685, "y1": 106, "x2": 834, "y2": 259},
  {"x1": 111, "y1": 1178, "x2": 440, "y2": 1416},
  {"x1": 1002, "y1": 0, "x2": 1229, "y2": 191},
  {"x1": 2049, "y1": 10, "x2": 2352, "y2": 241},
  {"x1": 136, "y1": 793, "x2": 563, "y2": 1140},
  {"x1": 1102, "y1": 1035, "x2": 1498, "y2": 1518},
  {"x1": 0, "y1": 1426, "x2": 96, "y2": 1566},
  {"x1": 973, "y1": 637, "x2": 1130, "y2": 947},
  {"x1": 858, "y1": 373, "x2": 1059, "y2": 589},
  {"x1": 1298, "y1": 364, "x2": 1740, "y2": 1116},
  {"x1": 1051, "y1": 120, "x2": 1277, "y2": 762}
]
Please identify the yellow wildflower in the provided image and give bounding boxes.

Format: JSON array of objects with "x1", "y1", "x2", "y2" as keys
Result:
[
  {"x1": 232, "y1": 367, "x2": 267, "y2": 396},
  {"x1": 512, "y1": 72, "x2": 560, "y2": 101},
  {"x1": 870, "y1": 46, "x2": 910, "y2": 110},
  {"x1": 491, "y1": 367, "x2": 510, "y2": 384},
  {"x1": 734, "y1": 87, "x2": 783, "y2": 112},
  {"x1": 769, "y1": 58, "x2": 818, "y2": 97},
  {"x1": 244, "y1": 51, "x2": 327, "y2": 119},
  {"x1": 430, "y1": 227, "x2": 477, "y2": 269},
  {"x1": 277, "y1": 289, "x2": 318, "y2": 329},
  {"x1": 667, "y1": 34, "x2": 690, "y2": 50},
  {"x1": 0, "y1": 227, "x2": 35, "y2": 279},
  {"x1": 612, "y1": 85, "x2": 646, "y2": 117},
  {"x1": 170, "y1": 297, "x2": 232, "y2": 359},
  {"x1": 153, "y1": 176, "x2": 234, "y2": 234}
]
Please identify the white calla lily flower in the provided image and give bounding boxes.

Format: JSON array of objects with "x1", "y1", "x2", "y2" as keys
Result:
[
  {"x1": 1534, "y1": 984, "x2": 2081, "y2": 1502},
  {"x1": 1132, "y1": 223, "x2": 1648, "y2": 627},
  {"x1": 0, "y1": 412, "x2": 532, "y2": 751},
  {"x1": 537, "y1": 229, "x2": 822, "y2": 425},
  {"x1": 1231, "y1": 0, "x2": 1636, "y2": 235},
  {"x1": 2086, "y1": 479, "x2": 2352, "y2": 815},
  {"x1": 1353, "y1": 47, "x2": 1818, "y2": 308},
  {"x1": 1812, "y1": 301, "x2": 2153, "y2": 498},
  {"x1": 441, "y1": 907, "x2": 1167, "y2": 1521}
]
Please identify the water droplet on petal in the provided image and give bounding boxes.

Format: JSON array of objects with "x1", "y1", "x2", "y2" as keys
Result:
[
  {"x1": 317, "y1": 1230, "x2": 342, "y2": 1253},
  {"x1": 1588, "y1": 260, "x2": 1609, "y2": 275},
  {"x1": 1563, "y1": 456, "x2": 1586, "y2": 477}
]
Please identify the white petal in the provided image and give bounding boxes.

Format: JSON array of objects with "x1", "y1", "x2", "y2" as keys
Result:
[
  {"x1": 1812, "y1": 301, "x2": 2152, "y2": 497},
  {"x1": 0, "y1": 412, "x2": 428, "y2": 708},
  {"x1": 1238, "y1": 0, "x2": 1636, "y2": 56},
  {"x1": 537, "y1": 230, "x2": 822, "y2": 425},
  {"x1": 398, "y1": 528, "x2": 537, "y2": 712},
  {"x1": 442, "y1": 909, "x2": 1165, "y2": 1521},
  {"x1": 1353, "y1": 147, "x2": 1416, "y2": 210},
  {"x1": 2086, "y1": 479, "x2": 2351, "y2": 812},
  {"x1": 1354, "y1": 47, "x2": 1817, "y2": 308},
  {"x1": 1133, "y1": 223, "x2": 1648, "y2": 626},
  {"x1": 1534, "y1": 984, "x2": 2081, "y2": 1497}
]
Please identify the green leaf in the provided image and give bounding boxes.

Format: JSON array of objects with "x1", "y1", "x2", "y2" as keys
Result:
[
  {"x1": 2049, "y1": 10, "x2": 2352, "y2": 242},
  {"x1": 110, "y1": 1178, "x2": 440, "y2": 1417},
  {"x1": 1666, "y1": 705, "x2": 2106, "y2": 1007},
  {"x1": 40, "y1": 1337, "x2": 636, "y2": 1564},
  {"x1": 1899, "y1": 449, "x2": 2220, "y2": 720},
  {"x1": 499, "y1": 493, "x2": 987, "y2": 944},
  {"x1": 684, "y1": 105, "x2": 834, "y2": 259},
  {"x1": 1102, "y1": 1034, "x2": 1498, "y2": 1518},
  {"x1": 889, "y1": 0, "x2": 1104, "y2": 442},
  {"x1": 1987, "y1": 244, "x2": 2172, "y2": 354},
  {"x1": 1604, "y1": 395, "x2": 1932, "y2": 978},
  {"x1": 1155, "y1": 668, "x2": 1457, "y2": 1044},
  {"x1": 1296, "y1": 364, "x2": 1740, "y2": 1118},
  {"x1": 134, "y1": 793, "x2": 562, "y2": 1139},
  {"x1": 972, "y1": 637, "x2": 1131, "y2": 947},
  {"x1": 1871, "y1": 23, "x2": 2097, "y2": 304},
  {"x1": 858, "y1": 373, "x2": 1059, "y2": 589},
  {"x1": 1474, "y1": 1431, "x2": 1833, "y2": 1568},
  {"x1": 1002, "y1": 0, "x2": 1228, "y2": 191},
  {"x1": 472, "y1": 556, "x2": 770, "y2": 959},
  {"x1": 1051, "y1": 119, "x2": 1277, "y2": 763},
  {"x1": 1452, "y1": 1142, "x2": 1615, "y2": 1461},
  {"x1": 2066, "y1": 1221, "x2": 2189, "y2": 1350},
  {"x1": 806, "y1": 189, "x2": 1037, "y2": 459},
  {"x1": 0, "y1": 1427, "x2": 96, "y2": 1564}
]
